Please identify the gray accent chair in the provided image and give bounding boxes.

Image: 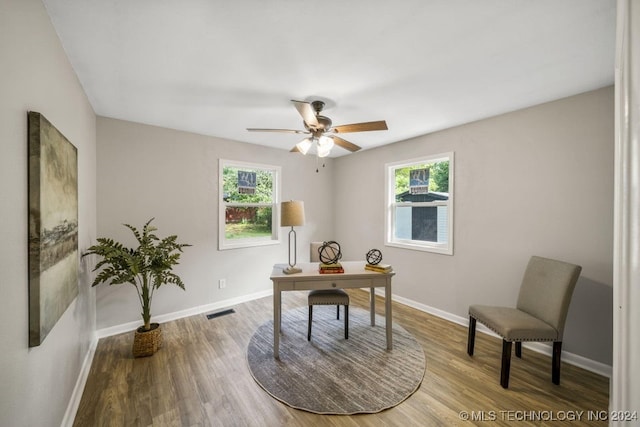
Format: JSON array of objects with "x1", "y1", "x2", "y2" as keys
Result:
[
  {"x1": 308, "y1": 242, "x2": 349, "y2": 341},
  {"x1": 467, "y1": 256, "x2": 581, "y2": 388}
]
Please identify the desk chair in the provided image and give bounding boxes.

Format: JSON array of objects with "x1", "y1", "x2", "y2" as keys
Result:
[
  {"x1": 308, "y1": 242, "x2": 349, "y2": 341},
  {"x1": 467, "y1": 255, "x2": 581, "y2": 388}
]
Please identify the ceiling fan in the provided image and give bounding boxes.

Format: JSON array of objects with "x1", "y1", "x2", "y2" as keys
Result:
[{"x1": 247, "y1": 100, "x2": 388, "y2": 158}]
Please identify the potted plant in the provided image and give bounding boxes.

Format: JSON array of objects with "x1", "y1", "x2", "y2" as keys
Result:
[{"x1": 83, "y1": 218, "x2": 190, "y2": 357}]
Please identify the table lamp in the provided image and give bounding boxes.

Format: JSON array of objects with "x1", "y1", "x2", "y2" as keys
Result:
[{"x1": 281, "y1": 200, "x2": 305, "y2": 274}]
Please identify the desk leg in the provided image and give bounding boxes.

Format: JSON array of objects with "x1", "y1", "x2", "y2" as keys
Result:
[
  {"x1": 385, "y1": 280, "x2": 393, "y2": 350},
  {"x1": 274, "y1": 288, "x2": 281, "y2": 359},
  {"x1": 370, "y1": 287, "x2": 375, "y2": 326}
]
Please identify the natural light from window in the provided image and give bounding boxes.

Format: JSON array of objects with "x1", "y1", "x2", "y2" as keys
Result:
[
  {"x1": 385, "y1": 153, "x2": 454, "y2": 255},
  {"x1": 219, "y1": 159, "x2": 281, "y2": 250}
]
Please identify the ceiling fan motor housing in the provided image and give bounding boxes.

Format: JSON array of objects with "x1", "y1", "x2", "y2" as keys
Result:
[
  {"x1": 304, "y1": 100, "x2": 330, "y2": 132},
  {"x1": 304, "y1": 115, "x2": 332, "y2": 132}
]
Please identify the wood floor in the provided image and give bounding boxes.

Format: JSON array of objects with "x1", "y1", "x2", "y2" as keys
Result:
[{"x1": 74, "y1": 290, "x2": 609, "y2": 426}]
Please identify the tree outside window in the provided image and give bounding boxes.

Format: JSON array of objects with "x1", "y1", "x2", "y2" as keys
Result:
[
  {"x1": 219, "y1": 160, "x2": 281, "y2": 250},
  {"x1": 386, "y1": 153, "x2": 454, "y2": 254}
]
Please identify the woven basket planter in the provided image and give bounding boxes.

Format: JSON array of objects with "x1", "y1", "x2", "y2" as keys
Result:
[{"x1": 132, "y1": 323, "x2": 162, "y2": 357}]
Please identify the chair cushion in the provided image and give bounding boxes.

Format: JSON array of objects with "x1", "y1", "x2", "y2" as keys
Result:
[
  {"x1": 308, "y1": 289, "x2": 349, "y2": 305},
  {"x1": 469, "y1": 304, "x2": 558, "y2": 342}
]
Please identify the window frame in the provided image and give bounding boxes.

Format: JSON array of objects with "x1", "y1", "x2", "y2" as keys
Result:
[
  {"x1": 218, "y1": 159, "x2": 281, "y2": 250},
  {"x1": 385, "y1": 152, "x2": 454, "y2": 255}
]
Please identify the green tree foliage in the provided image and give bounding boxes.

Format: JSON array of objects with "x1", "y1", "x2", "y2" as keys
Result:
[
  {"x1": 223, "y1": 167, "x2": 275, "y2": 238},
  {"x1": 223, "y1": 167, "x2": 273, "y2": 203},
  {"x1": 430, "y1": 161, "x2": 449, "y2": 192},
  {"x1": 394, "y1": 167, "x2": 411, "y2": 196},
  {"x1": 394, "y1": 160, "x2": 449, "y2": 199}
]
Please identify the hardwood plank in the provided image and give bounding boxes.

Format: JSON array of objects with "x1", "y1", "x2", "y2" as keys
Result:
[{"x1": 74, "y1": 290, "x2": 609, "y2": 426}]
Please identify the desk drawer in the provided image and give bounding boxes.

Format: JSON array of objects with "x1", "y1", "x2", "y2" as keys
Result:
[{"x1": 291, "y1": 278, "x2": 373, "y2": 290}]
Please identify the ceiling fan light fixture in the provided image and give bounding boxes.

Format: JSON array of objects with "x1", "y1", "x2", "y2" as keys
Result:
[
  {"x1": 316, "y1": 135, "x2": 334, "y2": 157},
  {"x1": 317, "y1": 147, "x2": 331, "y2": 158},
  {"x1": 318, "y1": 135, "x2": 334, "y2": 148},
  {"x1": 317, "y1": 143, "x2": 332, "y2": 158},
  {"x1": 296, "y1": 138, "x2": 312, "y2": 155}
]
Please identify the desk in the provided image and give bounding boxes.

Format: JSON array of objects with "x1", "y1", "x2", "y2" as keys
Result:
[{"x1": 270, "y1": 261, "x2": 395, "y2": 359}]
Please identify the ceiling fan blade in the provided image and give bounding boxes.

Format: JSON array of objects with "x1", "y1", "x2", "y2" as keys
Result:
[
  {"x1": 247, "y1": 128, "x2": 308, "y2": 134},
  {"x1": 331, "y1": 135, "x2": 361, "y2": 152},
  {"x1": 291, "y1": 100, "x2": 319, "y2": 127},
  {"x1": 290, "y1": 146, "x2": 301, "y2": 153},
  {"x1": 332, "y1": 120, "x2": 388, "y2": 133}
]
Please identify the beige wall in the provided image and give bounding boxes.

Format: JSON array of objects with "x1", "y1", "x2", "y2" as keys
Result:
[
  {"x1": 0, "y1": 1, "x2": 615, "y2": 422},
  {"x1": 0, "y1": 0, "x2": 97, "y2": 426},
  {"x1": 95, "y1": 117, "x2": 335, "y2": 329},
  {"x1": 334, "y1": 86, "x2": 614, "y2": 365},
  {"x1": 96, "y1": 88, "x2": 614, "y2": 366}
]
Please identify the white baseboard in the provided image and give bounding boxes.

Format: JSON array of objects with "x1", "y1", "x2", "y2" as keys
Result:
[
  {"x1": 60, "y1": 333, "x2": 98, "y2": 427},
  {"x1": 96, "y1": 289, "x2": 272, "y2": 338},
  {"x1": 375, "y1": 289, "x2": 612, "y2": 378}
]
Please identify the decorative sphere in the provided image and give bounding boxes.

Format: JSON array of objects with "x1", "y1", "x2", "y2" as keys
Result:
[
  {"x1": 366, "y1": 249, "x2": 383, "y2": 265},
  {"x1": 319, "y1": 241, "x2": 342, "y2": 264}
]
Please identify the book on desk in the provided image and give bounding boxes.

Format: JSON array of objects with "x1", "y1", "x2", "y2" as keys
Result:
[
  {"x1": 318, "y1": 262, "x2": 344, "y2": 274},
  {"x1": 316, "y1": 262, "x2": 394, "y2": 274},
  {"x1": 365, "y1": 263, "x2": 393, "y2": 273}
]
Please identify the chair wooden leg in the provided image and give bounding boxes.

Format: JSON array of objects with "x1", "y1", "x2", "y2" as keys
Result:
[
  {"x1": 344, "y1": 305, "x2": 349, "y2": 339},
  {"x1": 515, "y1": 342, "x2": 522, "y2": 358},
  {"x1": 501, "y1": 340, "x2": 512, "y2": 388},
  {"x1": 336, "y1": 305, "x2": 340, "y2": 320},
  {"x1": 307, "y1": 305, "x2": 313, "y2": 341},
  {"x1": 467, "y1": 317, "x2": 476, "y2": 356},
  {"x1": 552, "y1": 341, "x2": 562, "y2": 385}
]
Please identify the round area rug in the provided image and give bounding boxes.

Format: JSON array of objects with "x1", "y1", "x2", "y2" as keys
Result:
[{"x1": 247, "y1": 306, "x2": 425, "y2": 414}]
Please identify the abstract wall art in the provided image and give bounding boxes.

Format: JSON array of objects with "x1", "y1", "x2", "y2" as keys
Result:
[{"x1": 28, "y1": 111, "x2": 79, "y2": 347}]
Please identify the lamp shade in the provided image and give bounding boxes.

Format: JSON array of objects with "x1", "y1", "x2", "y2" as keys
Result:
[{"x1": 281, "y1": 200, "x2": 305, "y2": 227}]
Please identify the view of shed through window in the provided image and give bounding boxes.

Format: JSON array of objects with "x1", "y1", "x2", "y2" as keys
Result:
[{"x1": 386, "y1": 153, "x2": 453, "y2": 254}]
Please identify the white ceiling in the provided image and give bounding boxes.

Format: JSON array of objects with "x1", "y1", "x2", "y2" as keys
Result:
[{"x1": 42, "y1": 0, "x2": 616, "y2": 157}]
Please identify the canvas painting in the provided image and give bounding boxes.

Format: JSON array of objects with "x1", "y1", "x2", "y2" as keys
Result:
[{"x1": 28, "y1": 111, "x2": 79, "y2": 347}]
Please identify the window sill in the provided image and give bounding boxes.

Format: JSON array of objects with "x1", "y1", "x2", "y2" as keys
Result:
[
  {"x1": 219, "y1": 239, "x2": 280, "y2": 251},
  {"x1": 385, "y1": 241, "x2": 453, "y2": 255}
]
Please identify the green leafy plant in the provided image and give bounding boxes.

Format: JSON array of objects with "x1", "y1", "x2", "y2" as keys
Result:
[{"x1": 83, "y1": 218, "x2": 191, "y2": 331}]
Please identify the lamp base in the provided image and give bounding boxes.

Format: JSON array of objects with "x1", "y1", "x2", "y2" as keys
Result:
[{"x1": 283, "y1": 266, "x2": 302, "y2": 274}]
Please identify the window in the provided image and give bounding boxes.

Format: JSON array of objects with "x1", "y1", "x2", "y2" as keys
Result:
[
  {"x1": 219, "y1": 159, "x2": 281, "y2": 250},
  {"x1": 385, "y1": 153, "x2": 454, "y2": 255}
]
